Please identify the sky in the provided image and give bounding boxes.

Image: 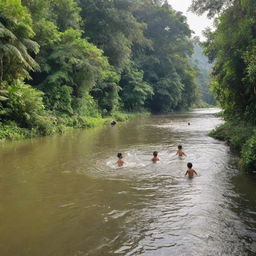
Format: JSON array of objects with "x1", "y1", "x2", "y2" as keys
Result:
[{"x1": 167, "y1": 0, "x2": 213, "y2": 40}]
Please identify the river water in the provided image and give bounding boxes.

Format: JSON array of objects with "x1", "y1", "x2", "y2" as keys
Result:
[{"x1": 0, "y1": 108, "x2": 256, "y2": 256}]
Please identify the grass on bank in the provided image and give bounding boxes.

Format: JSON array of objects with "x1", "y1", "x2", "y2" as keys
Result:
[
  {"x1": 0, "y1": 111, "x2": 149, "y2": 141},
  {"x1": 209, "y1": 121, "x2": 256, "y2": 172}
]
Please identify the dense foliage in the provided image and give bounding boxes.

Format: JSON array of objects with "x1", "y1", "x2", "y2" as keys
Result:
[
  {"x1": 191, "y1": 0, "x2": 235, "y2": 18},
  {"x1": 193, "y1": 0, "x2": 256, "y2": 171},
  {"x1": 192, "y1": 38, "x2": 215, "y2": 106},
  {"x1": 0, "y1": 0, "x2": 203, "y2": 139},
  {"x1": 193, "y1": 0, "x2": 256, "y2": 124}
]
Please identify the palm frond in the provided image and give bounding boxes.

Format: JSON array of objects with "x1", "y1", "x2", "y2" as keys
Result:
[
  {"x1": 0, "y1": 27, "x2": 16, "y2": 41},
  {"x1": 22, "y1": 39, "x2": 40, "y2": 54},
  {"x1": 0, "y1": 95, "x2": 8, "y2": 101}
]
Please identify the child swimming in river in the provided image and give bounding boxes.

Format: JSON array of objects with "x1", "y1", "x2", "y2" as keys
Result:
[
  {"x1": 117, "y1": 153, "x2": 125, "y2": 167},
  {"x1": 176, "y1": 145, "x2": 186, "y2": 158},
  {"x1": 151, "y1": 151, "x2": 160, "y2": 163},
  {"x1": 185, "y1": 162, "x2": 198, "y2": 178}
]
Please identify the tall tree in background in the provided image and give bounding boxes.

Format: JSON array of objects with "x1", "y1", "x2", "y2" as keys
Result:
[
  {"x1": 119, "y1": 63, "x2": 153, "y2": 111},
  {"x1": 192, "y1": 0, "x2": 256, "y2": 123},
  {"x1": 78, "y1": 0, "x2": 149, "y2": 73},
  {"x1": 133, "y1": 0, "x2": 197, "y2": 112}
]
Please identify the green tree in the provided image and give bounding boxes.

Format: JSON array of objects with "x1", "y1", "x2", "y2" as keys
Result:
[
  {"x1": 22, "y1": 0, "x2": 81, "y2": 31},
  {"x1": 0, "y1": 0, "x2": 52, "y2": 133},
  {"x1": 119, "y1": 64, "x2": 153, "y2": 111},
  {"x1": 190, "y1": 0, "x2": 235, "y2": 17},
  {"x1": 78, "y1": 0, "x2": 149, "y2": 72},
  {"x1": 3, "y1": 80, "x2": 45, "y2": 128},
  {"x1": 0, "y1": 0, "x2": 39, "y2": 84},
  {"x1": 198, "y1": 0, "x2": 256, "y2": 123},
  {"x1": 38, "y1": 28, "x2": 118, "y2": 115},
  {"x1": 23, "y1": 0, "x2": 121, "y2": 115},
  {"x1": 91, "y1": 70, "x2": 120, "y2": 114},
  {"x1": 133, "y1": 0, "x2": 197, "y2": 112}
]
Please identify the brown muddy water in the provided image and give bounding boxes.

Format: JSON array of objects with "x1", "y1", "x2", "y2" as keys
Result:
[{"x1": 0, "y1": 108, "x2": 256, "y2": 256}]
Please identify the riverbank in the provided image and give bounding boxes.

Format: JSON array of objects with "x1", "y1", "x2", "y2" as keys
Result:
[
  {"x1": 209, "y1": 120, "x2": 256, "y2": 172},
  {"x1": 0, "y1": 112, "x2": 149, "y2": 141}
]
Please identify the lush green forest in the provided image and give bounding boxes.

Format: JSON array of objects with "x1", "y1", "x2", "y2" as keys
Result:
[
  {"x1": 0, "y1": 0, "x2": 211, "y2": 139},
  {"x1": 192, "y1": 38, "x2": 215, "y2": 106},
  {"x1": 191, "y1": 0, "x2": 256, "y2": 172}
]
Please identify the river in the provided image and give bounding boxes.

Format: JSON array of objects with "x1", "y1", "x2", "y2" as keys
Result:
[{"x1": 0, "y1": 108, "x2": 256, "y2": 256}]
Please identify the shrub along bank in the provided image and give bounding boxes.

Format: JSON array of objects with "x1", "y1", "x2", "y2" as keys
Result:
[
  {"x1": 209, "y1": 121, "x2": 256, "y2": 173},
  {"x1": 0, "y1": 112, "x2": 148, "y2": 141}
]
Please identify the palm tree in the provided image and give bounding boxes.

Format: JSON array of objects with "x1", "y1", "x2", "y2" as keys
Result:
[{"x1": 0, "y1": 12, "x2": 39, "y2": 84}]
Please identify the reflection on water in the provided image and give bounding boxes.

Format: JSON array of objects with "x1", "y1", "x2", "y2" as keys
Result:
[{"x1": 0, "y1": 108, "x2": 256, "y2": 256}]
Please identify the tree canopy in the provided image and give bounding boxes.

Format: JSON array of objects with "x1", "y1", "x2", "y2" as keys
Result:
[{"x1": 190, "y1": 0, "x2": 235, "y2": 17}]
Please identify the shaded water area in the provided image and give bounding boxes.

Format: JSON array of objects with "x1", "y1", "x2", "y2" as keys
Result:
[{"x1": 0, "y1": 108, "x2": 256, "y2": 256}]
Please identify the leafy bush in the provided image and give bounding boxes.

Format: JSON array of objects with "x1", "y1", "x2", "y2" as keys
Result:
[
  {"x1": 240, "y1": 133, "x2": 256, "y2": 172},
  {"x1": 33, "y1": 115, "x2": 55, "y2": 136},
  {"x1": 44, "y1": 85, "x2": 73, "y2": 115},
  {"x1": 0, "y1": 121, "x2": 33, "y2": 140},
  {"x1": 73, "y1": 94, "x2": 101, "y2": 117},
  {"x1": 210, "y1": 120, "x2": 256, "y2": 172},
  {"x1": 209, "y1": 121, "x2": 255, "y2": 150},
  {"x1": 4, "y1": 81, "x2": 47, "y2": 128}
]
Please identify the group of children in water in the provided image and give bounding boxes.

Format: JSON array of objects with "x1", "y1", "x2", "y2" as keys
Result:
[{"x1": 116, "y1": 145, "x2": 198, "y2": 178}]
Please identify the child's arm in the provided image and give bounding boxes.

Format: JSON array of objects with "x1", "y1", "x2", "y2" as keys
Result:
[
  {"x1": 193, "y1": 169, "x2": 198, "y2": 175},
  {"x1": 185, "y1": 170, "x2": 188, "y2": 176}
]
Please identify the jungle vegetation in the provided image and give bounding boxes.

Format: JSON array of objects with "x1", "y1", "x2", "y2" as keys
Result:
[
  {"x1": 191, "y1": 0, "x2": 256, "y2": 172},
  {"x1": 0, "y1": 0, "x2": 212, "y2": 139}
]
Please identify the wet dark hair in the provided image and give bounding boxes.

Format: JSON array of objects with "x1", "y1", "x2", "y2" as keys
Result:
[
  {"x1": 178, "y1": 145, "x2": 182, "y2": 150},
  {"x1": 117, "y1": 153, "x2": 122, "y2": 158},
  {"x1": 187, "y1": 162, "x2": 193, "y2": 168},
  {"x1": 153, "y1": 151, "x2": 158, "y2": 157}
]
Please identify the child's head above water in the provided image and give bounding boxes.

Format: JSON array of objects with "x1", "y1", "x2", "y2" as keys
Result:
[
  {"x1": 187, "y1": 162, "x2": 193, "y2": 168},
  {"x1": 117, "y1": 153, "x2": 123, "y2": 159},
  {"x1": 153, "y1": 151, "x2": 158, "y2": 157},
  {"x1": 178, "y1": 145, "x2": 182, "y2": 150}
]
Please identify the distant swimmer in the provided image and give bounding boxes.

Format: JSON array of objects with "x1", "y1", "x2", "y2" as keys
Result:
[
  {"x1": 117, "y1": 153, "x2": 124, "y2": 167},
  {"x1": 111, "y1": 120, "x2": 117, "y2": 126},
  {"x1": 151, "y1": 151, "x2": 160, "y2": 163},
  {"x1": 176, "y1": 145, "x2": 186, "y2": 158},
  {"x1": 188, "y1": 122, "x2": 191, "y2": 126},
  {"x1": 185, "y1": 162, "x2": 198, "y2": 178}
]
